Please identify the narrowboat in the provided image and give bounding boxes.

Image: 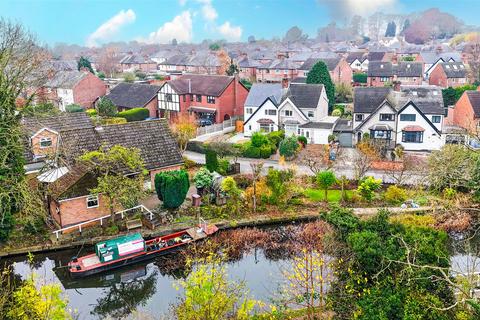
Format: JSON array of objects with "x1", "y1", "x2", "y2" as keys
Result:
[{"x1": 68, "y1": 223, "x2": 218, "y2": 278}]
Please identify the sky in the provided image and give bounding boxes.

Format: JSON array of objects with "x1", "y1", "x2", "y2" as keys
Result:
[{"x1": 0, "y1": 0, "x2": 479, "y2": 47}]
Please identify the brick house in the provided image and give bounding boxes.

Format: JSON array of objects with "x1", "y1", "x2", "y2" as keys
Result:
[
  {"x1": 37, "y1": 70, "x2": 106, "y2": 110},
  {"x1": 105, "y1": 82, "x2": 161, "y2": 118},
  {"x1": 394, "y1": 62, "x2": 423, "y2": 85},
  {"x1": 256, "y1": 58, "x2": 301, "y2": 83},
  {"x1": 158, "y1": 54, "x2": 189, "y2": 73},
  {"x1": 119, "y1": 54, "x2": 157, "y2": 72},
  {"x1": 448, "y1": 90, "x2": 480, "y2": 134},
  {"x1": 429, "y1": 62, "x2": 468, "y2": 88},
  {"x1": 158, "y1": 74, "x2": 249, "y2": 123},
  {"x1": 238, "y1": 57, "x2": 261, "y2": 82},
  {"x1": 299, "y1": 58, "x2": 353, "y2": 84},
  {"x1": 367, "y1": 61, "x2": 394, "y2": 87},
  {"x1": 22, "y1": 113, "x2": 182, "y2": 228}
]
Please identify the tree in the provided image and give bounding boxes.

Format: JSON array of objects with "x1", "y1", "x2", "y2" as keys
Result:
[
  {"x1": 353, "y1": 73, "x2": 367, "y2": 84},
  {"x1": 174, "y1": 255, "x2": 259, "y2": 320},
  {"x1": 306, "y1": 61, "x2": 335, "y2": 109},
  {"x1": 384, "y1": 21, "x2": 396, "y2": 37},
  {"x1": 205, "y1": 150, "x2": 219, "y2": 172},
  {"x1": 97, "y1": 46, "x2": 118, "y2": 78},
  {"x1": 240, "y1": 79, "x2": 252, "y2": 90},
  {"x1": 357, "y1": 176, "x2": 382, "y2": 202},
  {"x1": 123, "y1": 72, "x2": 135, "y2": 83},
  {"x1": 335, "y1": 83, "x2": 353, "y2": 103},
  {"x1": 221, "y1": 177, "x2": 243, "y2": 215},
  {"x1": 265, "y1": 168, "x2": 295, "y2": 206},
  {"x1": 249, "y1": 161, "x2": 264, "y2": 213},
  {"x1": 172, "y1": 38, "x2": 178, "y2": 45},
  {"x1": 316, "y1": 170, "x2": 336, "y2": 202},
  {"x1": 279, "y1": 136, "x2": 300, "y2": 159},
  {"x1": 209, "y1": 43, "x2": 221, "y2": 51},
  {"x1": 77, "y1": 56, "x2": 94, "y2": 73},
  {"x1": 171, "y1": 114, "x2": 197, "y2": 154},
  {"x1": 226, "y1": 61, "x2": 239, "y2": 76},
  {"x1": 0, "y1": 19, "x2": 47, "y2": 242},
  {"x1": 247, "y1": 35, "x2": 255, "y2": 43},
  {"x1": 80, "y1": 145, "x2": 146, "y2": 221},
  {"x1": 155, "y1": 170, "x2": 189, "y2": 209},
  {"x1": 96, "y1": 97, "x2": 118, "y2": 117},
  {"x1": 283, "y1": 26, "x2": 307, "y2": 43}
]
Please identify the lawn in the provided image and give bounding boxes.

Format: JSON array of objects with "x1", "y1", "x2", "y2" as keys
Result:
[{"x1": 304, "y1": 188, "x2": 354, "y2": 202}]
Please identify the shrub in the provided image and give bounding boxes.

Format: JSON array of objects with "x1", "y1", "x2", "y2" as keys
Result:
[
  {"x1": 333, "y1": 104, "x2": 345, "y2": 115},
  {"x1": 123, "y1": 72, "x2": 135, "y2": 83},
  {"x1": 384, "y1": 185, "x2": 407, "y2": 204},
  {"x1": 328, "y1": 134, "x2": 336, "y2": 143},
  {"x1": 135, "y1": 71, "x2": 147, "y2": 80},
  {"x1": 97, "y1": 71, "x2": 106, "y2": 79},
  {"x1": 233, "y1": 174, "x2": 253, "y2": 189},
  {"x1": 331, "y1": 108, "x2": 342, "y2": 117},
  {"x1": 443, "y1": 187, "x2": 457, "y2": 200},
  {"x1": 316, "y1": 170, "x2": 337, "y2": 201},
  {"x1": 353, "y1": 73, "x2": 367, "y2": 83},
  {"x1": 297, "y1": 135, "x2": 308, "y2": 147},
  {"x1": 155, "y1": 170, "x2": 190, "y2": 209},
  {"x1": 101, "y1": 117, "x2": 127, "y2": 125},
  {"x1": 205, "y1": 149, "x2": 219, "y2": 172},
  {"x1": 193, "y1": 167, "x2": 213, "y2": 189},
  {"x1": 86, "y1": 109, "x2": 97, "y2": 117},
  {"x1": 260, "y1": 144, "x2": 273, "y2": 158},
  {"x1": 265, "y1": 168, "x2": 295, "y2": 205},
  {"x1": 97, "y1": 97, "x2": 117, "y2": 117},
  {"x1": 266, "y1": 130, "x2": 285, "y2": 147},
  {"x1": 251, "y1": 132, "x2": 269, "y2": 148},
  {"x1": 221, "y1": 177, "x2": 241, "y2": 198},
  {"x1": 217, "y1": 159, "x2": 230, "y2": 175},
  {"x1": 243, "y1": 144, "x2": 261, "y2": 158},
  {"x1": 357, "y1": 176, "x2": 382, "y2": 202},
  {"x1": 182, "y1": 156, "x2": 197, "y2": 169},
  {"x1": 117, "y1": 108, "x2": 149, "y2": 122},
  {"x1": 279, "y1": 136, "x2": 299, "y2": 159},
  {"x1": 65, "y1": 104, "x2": 84, "y2": 113}
]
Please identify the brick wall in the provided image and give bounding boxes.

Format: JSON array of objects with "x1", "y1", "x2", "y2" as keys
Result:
[
  {"x1": 331, "y1": 60, "x2": 353, "y2": 84},
  {"x1": 52, "y1": 194, "x2": 112, "y2": 227},
  {"x1": 73, "y1": 72, "x2": 107, "y2": 108},
  {"x1": 368, "y1": 76, "x2": 393, "y2": 87},
  {"x1": 31, "y1": 129, "x2": 59, "y2": 158},
  {"x1": 144, "y1": 97, "x2": 159, "y2": 118},
  {"x1": 428, "y1": 65, "x2": 447, "y2": 87},
  {"x1": 452, "y1": 92, "x2": 480, "y2": 133}
]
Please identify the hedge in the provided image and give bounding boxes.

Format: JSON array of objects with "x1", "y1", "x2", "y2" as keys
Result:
[
  {"x1": 118, "y1": 108, "x2": 150, "y2": 122},
  {"x1": 205, "y1": 149, "x2": 219, "y2": 172},
  {"x1": 101, "y1": 117, "x2": 127, "y2": 125},
  {"x1": 154, "y1": 170, "x2": 190, "y2": 209},
  {"x1": 65, "y1": 104, "x2": 84, "y2": 113},
  {"x1": 86, "y1": 109, "x2": 97, "y2": 117}
]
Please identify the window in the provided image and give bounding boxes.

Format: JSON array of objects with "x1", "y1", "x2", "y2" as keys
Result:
[
  {"x1": 40, "y1": 137, "x2": 52, "y2": 148},
  {"x1": 380, "y1": 76, "x2": 389, "y2": 82},
  {"x1": 307, "y1": 111, "x2": 314, "y2": 118},
  {"x1": 265, "y1": 109, "x2": 276, "y2": 116},
  {"x1": 86, "y1": 195, "x2": 99, "y2": 208},
  {"x1": 245, "y1": 108, "x2": 253, "y2": 114},
  {"x1": 380, "y1": 114, "x2": 394, "y2": 121},
  {"x1": 165, "y1": 93, "x2": 172, "y2": 102},
  {"x1": 402, "y1": 131, "x2": 423, "y2": 143},
  {"x1": 284, "y1": 110, "x2": 293, "y2": 117},
  {"x1": 207, "y1": 96, "x2": 215, "y2": 104},
  {"x1": 196, "y1": 95, "x2": 202, "y2": 102},
  {"x1": 304, "y1": 71, "x2": 308, "y2": 77},
  {"x1": 355, "y1": 114, "x2": 364, "y2": 121},
  {"x1": 432, "y1": 115, "x2": 441, "y2": 123},
  {"x1": 259, "y1": 123, "x2": 273, "y2": 132},
  {"x1": 370, "y1": 130, "x2": 391, "y2": 139},
  {"x1": 190, "y1": 94, "x2": 194, "y2": 101},
  {"x1": 400, "y1": 114, "x2": 416, "y2": 121}
]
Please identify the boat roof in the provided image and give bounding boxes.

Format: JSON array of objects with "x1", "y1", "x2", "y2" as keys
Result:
[{"x1": 97, "y1": 233, "x2": 144, "y2": 247}]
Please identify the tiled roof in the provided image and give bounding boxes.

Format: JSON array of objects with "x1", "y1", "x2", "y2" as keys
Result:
[
  {"x1": 22, "y1": 112, "x2": 94, "y2": 137},
  {"x1": 259, "y1": 58, "x2": 302, "y2": 70},
  {"x1": 395, "y1": 62, "x2": 423, "y2": 78},
  {"x1": 106, "y1": 83, "x2": 161, "y2": 109},
  {"x1": 245, "y1": 83, "x2": 283, "y2": 107},
  {"x1": 238, "y1": 57, "x2": 262, "y2": 68},
  {"x1": 367, "y1": 52, "x2": 386, "y2": 61},
  {"x1": 466, "y1": 91, "x2": 480, "y2": 117},
  {"x1": 391, "y1": 85, "x2": 445, "y2": 115},
  {"x1": 419, "y1": 51, "x2": 462, "y2": 64},
  {"x1": 367, "y1": 61, "x2": 393, "y2": 77},
  {"x1": 285, "y1": 83, "x2": 324, "y2": 109},
  {"x1": 167, "y1": 74, "x2": 234, "y2": 96},
  {"x1": 45, "y1": 70, "x2": 89, "y2": 89},
  {"x1": 299, "y1": 122, "x2": 334, "y2": 129},
  {"x1": 346, "y1": 52, "x2": 367, "y2": 63},
  {"x1": 353, "y1": 87, "x2": 391, "y2": 113},
  {"x1": 160, "y1": 54, "x2": 190, "y2": 65},
  {"x1": 120, "y1": 54, "x2": 155, "y2": 64},
  {"x1": 299, "y1": 58, "x2": 340, "y2": 71},
  {"x1": 440, "y1": 62, "x2": 467, "y2": 78}
]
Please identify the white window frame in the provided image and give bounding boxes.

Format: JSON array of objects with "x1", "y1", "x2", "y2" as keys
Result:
[
  {"x1": 246, "y1": 108, "x2": 253, "y2": 114},
  {"x1": 307, "y1": 111, "x2": 314, "y2": 118},
  {"x1": 284, "y1": 110, "x2": 293, "y2": 117},
  {"x1": 39, "y1": 137, "x2": 52, "y2": 148},
  {"x1": 86, "y1": 195, "x2": 99, "y2": 208},
  {"x1": 265, "y1": 109, "x2": 276, "y2": 116}
]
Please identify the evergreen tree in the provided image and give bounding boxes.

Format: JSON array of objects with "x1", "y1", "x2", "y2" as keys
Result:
[
  {"x1": 155, "y1": 170, "x2": 190, "y2": 209},
  {"x1": 77, "y1": 56, "x2": 94, "y2": 74},
  {"x1": 306, "y1": 61, "x2": 335, "y2": 110}
]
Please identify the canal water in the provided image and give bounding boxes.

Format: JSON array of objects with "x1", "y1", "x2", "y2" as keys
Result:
[{"x1": 2, "y1": 227, "x2": 299, "y2": 319}]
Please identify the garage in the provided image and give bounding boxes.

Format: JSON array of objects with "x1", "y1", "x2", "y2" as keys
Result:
[
  {"x1": 337, "y1": 132, "x2": 353, "y2": 147},
  {"x1": 334, "y1": 119, "x2": 353, "y2": 147}
]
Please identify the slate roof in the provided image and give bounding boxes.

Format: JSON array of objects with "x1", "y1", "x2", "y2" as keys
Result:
[
  {"x1": 120, "y1": 54, "x2": 155, "y2": 64},
  {"x1": 334, "y1": 119, "x2": 353, "y2": 132},
  {"x1": 440, "y1": 62, "x2": 467, "y2": 78},
  {"x1": 245, "y1": 83, "x2": 283, "y2": 107},
  {"x1": 291, "y1": 77, "x2": 307, "y2": 84},
  {"x1": 258, "y1": 58, "x2": 302, "y2": 70},
  {"x1": 419, "y1": 51, "x2": 462, "y2": 64},
  {"x1": 299, "y1": 122, "x2": 334, "y2": 129},
  {"x1": 45, "y1": 70, "x2": 89, "y2": 89},
  {"x1": 238, "y1": 57, "x2": 262, "y2": 68},
  {"x1": 106, "y1": 83, "x2": 161, "y2": 109},
  {"x1": 367, "y1": 61, "x2": 393, "y2": 77},
  {"x1": 160, "y1": 54, "x2": 190, "y2": 66},
  {"x1": 346, "y1": 52, "x2": 367, "y2": 64},
  {"x1": 285, "y1": 83, "x2": 324, "y2": 109},
  {"x1": 395, "y1": 62, "x2": 423, "y2": 78},
  {"x1": 299, "y1": 58, "x2": 340, "y2": 71},
  {"x1": 353, "y1": 87, "x2": 391, "y2": 113},
  {"x1": 367, "y1": 52, "x2": 386, "y2": 61},
  {"x1": 466, "y1": 91, "x2": 480, "y2": 117},
  {"x1": 390, "y1": 85, "x2": 444, "y2": 115},
  {"x1": 167, "y1": 74, "x2": 235, "y2": 96},
  {"x1": 48, "y1": 60, "x2": 78, "y2": 72}
]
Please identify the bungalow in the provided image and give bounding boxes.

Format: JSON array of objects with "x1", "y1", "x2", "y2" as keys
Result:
[
  {"x1": 158, "y1": 74, "x2": 249, "y2": 123},
  {"x1": 367, "y1": 61, "x2": 394, "y2": 87},
  {"x1": 428, "y1": 62, "x2": 468, "y2": 88},
  {"x1": 105, "y1": 82, "x2": 161, "y2": 118},
  {"x1": 299, "y1": 58, "x2": 353, "y2": 84},
  {"x1": 447, "y1": 90, "x2": 480, "y2": 134},
  {"x1": 22, "y1": 113, "x2": 182, "y2": 228},
  {"x1": 37, "y1": 70, "x2": 106, "y2": 110}
]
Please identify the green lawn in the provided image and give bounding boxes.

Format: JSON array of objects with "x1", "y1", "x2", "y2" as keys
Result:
[{"x1": 304, "y1": 188, "x2": 354, "y2": 202}]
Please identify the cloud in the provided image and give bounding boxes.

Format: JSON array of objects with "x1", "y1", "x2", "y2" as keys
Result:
[
  {"x1": 318, "y1": 0, "x2": 397, "y2": 18},
  {"x1": 142, "y1": 11, "x2": 193, "y2": 44},
  {"x1": 201, "y1": 2, "x2": 218, "y2": 21},
  {"x1": 178, "y1": 0, "x2": 187, "y2": 5},
  {"x1": 86, "y1": 9, "x2": 136, "y2": 47},
  {"x1": 217, "y1": 21, "x2": 242, "y2": 41}
]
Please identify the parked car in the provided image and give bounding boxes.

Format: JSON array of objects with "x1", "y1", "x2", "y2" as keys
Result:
[{"x1": 197, "y1": 118, "x2": 213, "y2": 127}]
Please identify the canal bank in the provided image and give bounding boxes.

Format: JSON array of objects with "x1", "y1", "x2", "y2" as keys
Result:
[{"x1": 0, "y1": 206, "x2": 433, "y2": 258}]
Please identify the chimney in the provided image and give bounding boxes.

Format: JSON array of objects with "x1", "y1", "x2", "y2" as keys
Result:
[
  {"x1": 188, "y1": 79, "x2": 191, "y2": 93},
  {"x1": 282, "y1": 78, "x2": 289, "y2": 89},
  {"x1": 393, "y1": 81, "x2": 401, "y2": 91}
]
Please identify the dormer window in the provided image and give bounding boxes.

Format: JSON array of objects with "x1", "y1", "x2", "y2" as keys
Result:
[{"x1": 40, "y1": 137, "x2": 52, "y2": 148}]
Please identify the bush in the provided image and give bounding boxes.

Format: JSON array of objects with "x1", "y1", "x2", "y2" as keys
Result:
[
  {"x1": 279, "y1": 136, "x2": 299, "y2": 159},
  {"x1": 186, "y1": 141, "x2": 206, "y2": 154},
  {"x1": 193, "y1": 167, "x2": 213, "y2": 189},
  {"x1": 242, "y1": 144, "x2": 261, "y2": 158},
  {"x1": 97, "y1": 71, "x2": 106, "y2": 79},
  {"x1": 251, "y1": 132, "x2": 269, "y2": 148},
  {"x1": 155, "y1": 170, "x2": 190, "y2": 209},
  {"x1": 135, "y1": 71, "x2": 147, "y2": 80},
  {"x1": 333, "y1": 104, "x2": 345, "y2": 115},
  {"x1": 328, "y1": 134, "x2": 337, "y2": 143},
  {"x1": 101, "y1": 117, "x2": 127, "y2": 125},
  {"x1": 97, "y1": 97, "x2": 117, "y2": 117},
  {"x1": 86, "y1": 108, "x2": 97, "y2": 117},
  {"x1": 123, "y1": 72, "x2": 135, "y2": 83},
  {"x1": 260, "y1": 144, "x2": 273, "y2": 158},
  {"x1": 353, "y1": 73, "x2": 367, "y2": 83},
  {"x1": 205, "y1": 149, "x2": 219, "y2": 172},
  {"x1": 217, "y1": 159, "x2": 230, "y2": 175},
  {"x1": 182, "y1": 156, "x2": 197, "y2": 169},
  {"x1": 117, "y1": 108, "x2": 149, "y2": 122},
  {"x1": 331, "y1": 109, "x2": 342, "y2": 117},
  {"x1": 384, "y1": 185, "x2": 407, "y2": 204},
  {"x1": 443, "y1": 187, "x2": 457, "y2": 200},
  {"x1": 297, "y1": 135, "x2": 308, "y2": 147},
  {"x1": 233, "y1": 174, "x2": 253, "y2": 189},
  {"x1": 266, "y1": 130, "x2": 285, "y2": 147},
  {"x1": 357, "y1": 176, "x2": 382, "y2": 202},
  {"x1": 65, "y1": 104, "x2": 84, "y2": 113}
]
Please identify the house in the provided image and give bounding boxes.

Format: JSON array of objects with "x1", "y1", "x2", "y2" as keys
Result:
[
  {"x1": 22, "y1": 113, "x2": 183, "y2": 228},
  {"x1": 346, "y1": 52, "x2": 368, "y2": 72},
  {"x1": 243, "y1": 83, "x2": 283, "y2": 136},
  {"x1": 447, "y1": 90, "x2": 480, "y2": 134},
  {"x1": 158, "y1": 54, "x2": 190, "y2": 73},
  {"x1": 119, "y1": 54, "x2": 157, "y2": 72},
  {"x1": 38, "y1": 70, "x2": 106, "y2": 110},
  {"x1": 353, "y1": 85, "x2": 445, "y2": 151},
  {"x1": 238, "y1": 57, "x2": 262, "y2": 81},
  {"x1": 158, "y1": 74, "x2": 249, "y2": 123},
  {"x1": 299, "y1": 58, "x2": 353, "y2": 84},
  {"x1": 416, "y1": 51, "x2": 462, "y2": 79},
  {"x1": 428, "y1": 62, "x2": 468, "y2": 88},
  {"x1": 256, "y1": 58, "x2": 302, "y2": 83},
  {"x1": 367, "y1": 61, "x2": 394, "y2": 87},
  {"x1": 105, "y1": 82, "x2": 161, "y2": 118},
  {"x1": 394, "y1": 62, "x2": 423, "y2": 85}
]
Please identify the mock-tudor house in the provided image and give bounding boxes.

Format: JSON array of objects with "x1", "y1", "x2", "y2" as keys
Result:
[
  {"x1": 416, "y1": 51, "x2": 462, "y2": 79},
  {"x1": 299, "y1": 58, "x2": 353, "y2": 84},
  {"x1": 158, "y1": 74, "x2": 249, "y2": 123},
  {"x1": 367, "y1": 61, "x2": 394, "y2": 87},
  {"x1": 395, "y1": 62, "x2": 423, "y2": 85},
  {"x1": 119, "y1": 54, "x2": 157, "y2": 72},
  {"x1": 37, "y1": 70, "x2": 106, "y2": 110},
  {"x1": 105, "y1": 82, "x2": 161, "y2": 118},
  {"x1": 346, "y1": 52, "x2": 368, "y2": 72},
  {"x1": 446, "y1": 90, "x2": 480, "y2": 134},
  {"x1": 243, "y1": 83, "x2": 284, "y2": 136},
  {"x1": 428, "y1": 62, "x2": 468, "y2": 88},
  {"x1": 353, "y1": 85, "x2": 445, "y2": 151},
  {"x1": 22, "y1": 113, "x2": 183, "y2": 228}
]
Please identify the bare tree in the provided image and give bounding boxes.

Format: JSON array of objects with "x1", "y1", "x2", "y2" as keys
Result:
[
  {"x1": 97, "y1": 46, "x2": 119, "y2": 78},
  {"x1": 249, "y1": 161, "x2": 264, "y2": 213},
  {"x1": 383, "y1": 154, "x2": 427, "y2": 185}
]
